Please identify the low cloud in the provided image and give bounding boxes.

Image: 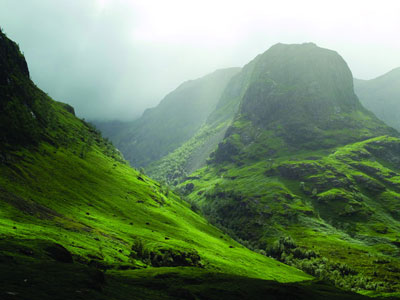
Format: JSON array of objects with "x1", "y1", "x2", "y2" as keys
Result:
[{"x1": 1, "y1": 0, "x2": 399, "y2": 120}]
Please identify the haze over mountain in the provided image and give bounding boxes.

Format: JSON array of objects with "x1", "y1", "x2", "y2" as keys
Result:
[
  {"x1": 3, "y1": 3, "x2": 400, "y2": 297},
  {"x1": 1, "y1": 0, "x2": 400, "y2": 120},
  {"x1": 94, "y1": 68, "x2": 240, "y2": 167},
  {"x1": 354, "y1": 68, "x2": 400, "y2": 131}
]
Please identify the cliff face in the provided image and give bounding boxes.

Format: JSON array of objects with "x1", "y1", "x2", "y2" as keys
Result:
[
  {"x1": 0, "y1": 30, "x2": 29, "y2": 78},
  {"x1": 240, "y1": 43, "x2": 359, "y2": 127},
  {"x1": 210, "y1": 43, "x2": 396, "y2": 164},
  {"x1": 0, "y1": 29, "x2": 52, "y2": 147}
]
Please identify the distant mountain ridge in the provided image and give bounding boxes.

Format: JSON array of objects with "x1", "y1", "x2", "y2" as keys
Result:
[
  {"x1": 354, "y1": 67, "x2": 400, "y2": 131},
  {"x1": 94, "y1": 67, "x2": 240, "y2": 168}
]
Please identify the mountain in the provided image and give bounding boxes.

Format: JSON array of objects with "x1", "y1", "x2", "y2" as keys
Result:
[
  {"x1": 146, "y1": 53, "x2": 262, "y2": 183},
  {"x1": 147, "y1": 43, "x2": 396, "y2": 183},
  {"x1": 210, "y1": 43, "x2": 395, "y2": 163},
  {"x1": 0, "y1": 29, "x2": 331, "y2": 299},
  {"x1": 354, "y1": 67, "x2": 400, "y2": 131},
  {"x1": 94, "y1": 67, "x2": 240, "y2": 168},
  {"x1": 180, "y1": 43, "x2": 400, "y2": 296}
]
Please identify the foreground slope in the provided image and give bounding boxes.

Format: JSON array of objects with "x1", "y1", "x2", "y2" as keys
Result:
[
  {"x1": 181, "y1": 43, "x2": 400, "y2": 295},
  {"x1": 354, "y1": 68, "x2": 400, "y2": 131},
  {"x1": 94, "y1": 67, "x2": 240, "y2": 168}
]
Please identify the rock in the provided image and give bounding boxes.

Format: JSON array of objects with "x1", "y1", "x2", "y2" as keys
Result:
[
  {"x1": 353, "y1": 175, "x2": 385, "y2": 194},
  {"x1": 185, "y1": 183, "x2": 195, "y2": 192},
  {"x1": 45, "y1": 243, "x2": 73, "y2": 263},
  {"x1": 61, "y1": 103, "x2": 75, "y2": 116}
]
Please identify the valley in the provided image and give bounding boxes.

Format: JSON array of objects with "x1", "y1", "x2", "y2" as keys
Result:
[{"x1": 1, "y1": 18, "x2": 400, "y2": 300}]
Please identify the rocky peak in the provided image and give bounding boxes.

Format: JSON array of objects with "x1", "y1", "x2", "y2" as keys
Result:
[
  {"x1": 0, "y1": 29, "x2": 30, "y2": 86},
  {"x1": 240, "y1": 43, "x2": 361, "y2": 127}
]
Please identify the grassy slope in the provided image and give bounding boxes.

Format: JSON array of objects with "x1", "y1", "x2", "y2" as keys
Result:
[
  {"x1": 176, "y1": 44, "x2": 400, "y2": 297},
  {"x1": 181, "y1": 135, "x2": 400, "y2": 296},
  {"x1": 0, "y1": 31, "x2": 389, "y2": 299},
  {"x1": 146, "y1": 121, "x2": 230, "y2": 183},
  {"x1": 0, "y1": 99, "x2": 311, "y2": 282}
]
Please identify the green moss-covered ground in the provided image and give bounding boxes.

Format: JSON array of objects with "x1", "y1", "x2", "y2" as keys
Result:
[
  {"x1": 0, "y1": 98, "x2": 313, "y2": 282},
  {"x1": 180, "y1": 135, "x2": 400, "y2": 297}
]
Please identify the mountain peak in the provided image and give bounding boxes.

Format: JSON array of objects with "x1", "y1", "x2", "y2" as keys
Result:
[
  {"x1": 0, "y1": 29, "x2": 29, "y2": 82},
  {"x1": 270, "y1": 42, "x2": 318, "y2": 49},
  {"x1": 210, "y1": 44, "x2": 395, "y2": 163},
  {"x1": 240, "y1": 42, "x2": 359, "y2": 129}
]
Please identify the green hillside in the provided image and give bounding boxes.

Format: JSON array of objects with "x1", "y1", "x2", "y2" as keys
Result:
[
  {"x1": 94, "y1": 67, "x2": 240, "y2": 168},
  {"x1": 354, "y1": 68, "x2": 400, "y2": 131},
  {"x1": 180, "y1": 43, "x2": 400, "y2": 297},
  {"x1": 1, "y1": 28, "x2": 366, "y2": 300}
]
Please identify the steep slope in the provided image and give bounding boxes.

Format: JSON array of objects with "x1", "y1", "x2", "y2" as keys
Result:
[
  {"x1": 148, "y1": 43, "x2": 396, "y2": 184},
  {"x1": 354, "y1": 68, "x2": 400, "y2": 131},
  {"x1": 210, "y1": 43, "x2": 395, "y2": 164},
  {"x1": 146, "y1": 54, "x2": 261, "y2": 183},
  {"x1": 181, "y1": 43, "x2": 400, "y2": 296},
  {"x1": 0, "y1": 29, "x2": 356, "y2": 300},
  {"x1": 94, "y1": 67, "x2": 240, "y2": 168},
  {"x1": 0, "y1": 26, "x2": 55, "y2": 147}
]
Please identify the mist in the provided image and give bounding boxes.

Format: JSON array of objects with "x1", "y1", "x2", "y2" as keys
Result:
[{"x1": 1, "y1": 0, "x2": 399, "y2": 120}]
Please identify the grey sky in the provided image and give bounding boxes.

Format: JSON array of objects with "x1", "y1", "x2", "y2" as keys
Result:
[{"x1": 1, "y1": 0, "x2": 399, "y2": 120}]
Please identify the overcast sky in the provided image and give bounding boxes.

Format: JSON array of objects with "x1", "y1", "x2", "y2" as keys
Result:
[{"x1": 1, "y1": 0, "x2": 399, "y2": 120}]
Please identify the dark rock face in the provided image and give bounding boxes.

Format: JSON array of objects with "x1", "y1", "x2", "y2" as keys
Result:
[
  {"x1": 276, "y1": 162, "x2": 324, "y2": 180},
  {"x1": 185, "y1": 183, "x2": 195, "y2": 192},
  {"x1": 0, "y1": 29, "x2": 77, "y2": 148},
  {"x1": 0, "y1": 29, "x2": 29, "y2": 84},
  {"x1": 61, "y1": 103, "x2": 75, "y2": 116},
  {"x1": 352, "y1": 175, "x2": 386, "y2": 194},
  {"x1": 45, "y1": 243, "x2": 73, "y2": 263},
  {"x1": 240, "y1": 43, "x2": 360, "y2": 127},
  {"x1": 0, "y1": 29, "x2": 49, "y2": 147}
]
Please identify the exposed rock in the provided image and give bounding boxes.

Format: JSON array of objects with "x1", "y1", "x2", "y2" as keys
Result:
[{"x1": 45, "y1": 243, "x2": 73, "y2": 263}]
